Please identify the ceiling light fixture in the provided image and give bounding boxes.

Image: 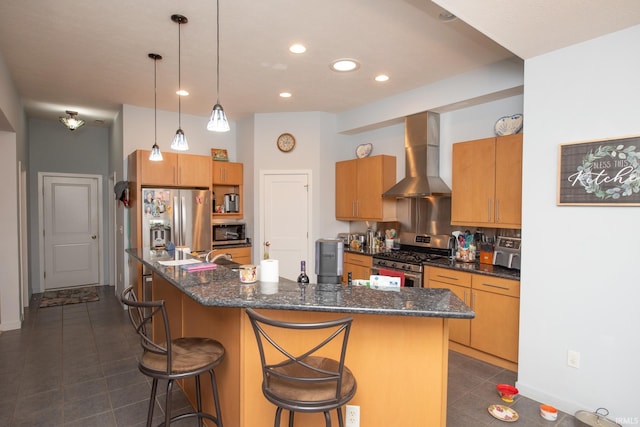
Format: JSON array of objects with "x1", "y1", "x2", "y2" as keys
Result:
[
  {"x1": 289, "y1": 44, "x2": 306, "y2": 54},
  {"x1": 59, "y1": 110, "x2": 85, "y2": 131},
  {"x1": 279, "y1": 92, "x2": 292, "y2": 98},
  {"x1": 330, "y1": 58, "x2": 360, "y2": 72},
  {"x1": 375, "y1": 74, "x2": 390, "y2": 82},
  {"x1": 207, "y1": 0, "x2": 230, "y2": 132},
  {"x1": 148, "y1": 53, "x2": 163, "y2": 162},
  {"x1": 170, "y1": 14, "x2": 189, "y2": 151}
]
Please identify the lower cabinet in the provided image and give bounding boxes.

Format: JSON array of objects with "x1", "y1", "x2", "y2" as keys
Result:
[
  {"x1": 428, "y1": 267, "x2": 520, "y2": 364},
  {"x1": 428, "y1": 268, "x2": 472, "y2": 345},
  {"x1": 217, "y1": 246, "x2": 251, "y2": 265},
  {"x1": 342, "y1": 252, "x2": 372, "y2": 284}
]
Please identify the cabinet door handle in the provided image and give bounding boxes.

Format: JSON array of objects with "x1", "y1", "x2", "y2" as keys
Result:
[
  {"x1": 495, "y1": 199, "x2": 500, "y2": 222},
  {"x1": 487, "y1": 198, "x2": 492, "y2": 222},
  {"x1": 479, "y1": 282, "x2": 510, "y2": 291},
  {"x1": 463, "y1": 289, "x2": 468, "y2": 304},
  {"x1": 470, "y1": 291, "x2": 475, "y2": 309},
  {"x1": 436, "y1": 274, "x2": 459, "y2": 281}
]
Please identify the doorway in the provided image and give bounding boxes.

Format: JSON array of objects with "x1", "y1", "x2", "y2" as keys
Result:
[
  {"x1": 260, "y1": 171, "x2": 311, "y2": 281},
  {"x1": 39, "y1": 173, "x2": 103, "y2": 291}
]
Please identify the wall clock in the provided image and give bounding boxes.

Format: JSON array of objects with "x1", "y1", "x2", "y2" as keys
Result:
[{"x1": 277, "y1": 133, "x2": 296, "y2": 152}]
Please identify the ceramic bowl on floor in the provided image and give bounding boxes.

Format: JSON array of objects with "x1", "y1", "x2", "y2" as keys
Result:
[
  {"x1": 496, "y1": 384, "x2": 519, "y2": 402},
  {"x1": 540, "y1": 404, "x2": 558, "y2": 421}
]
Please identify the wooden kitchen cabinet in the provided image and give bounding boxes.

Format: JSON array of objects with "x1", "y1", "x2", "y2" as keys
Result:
[
  {"x1": 342, "y1": 252, "x2": 372, "y2": 284},
  {"x1": 428, "y1": 267, "x2": 520, "y2": 369},
  {"x1": 335, "y1": 155, "x2": 396, "y2": 221},
  {"x1": 212, "y1": 158, "x2": 243, "y2": 219},
  {"x1": 470, "y1": 275, "x2": 520, "y2": 363},
  {"x1": 214, "y1": 246, "x2": 251, "y2": 265},
  {"x1": 428, "y1": 267, "x2": 472, "y2": 345},
  {"x1": 212, "y1": 161, "x2": 243, "y2": 185},
  {"x1": 451, "y1": 134, "x2": 522, "y2": 228},
  {"x1": 132, "y1": 150, "x2": 211, "y2": 188}
]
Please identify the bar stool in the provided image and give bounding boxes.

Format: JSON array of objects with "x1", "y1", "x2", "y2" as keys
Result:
[
  {"x1": 245, "y1": 308, "x2": 357, "y2": 427},
  {"x1": 121, "y1": 286, "x2": 224, "y2": 427}
]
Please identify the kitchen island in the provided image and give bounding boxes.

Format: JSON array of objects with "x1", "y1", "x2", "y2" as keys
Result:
[{"x1": 127, "y1": 248, "x2": 474, "y2": 427}]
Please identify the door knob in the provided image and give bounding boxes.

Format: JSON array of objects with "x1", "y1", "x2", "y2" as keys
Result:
[{"x1": 91, "y1": 235, "x2": 97, "y2": 239}]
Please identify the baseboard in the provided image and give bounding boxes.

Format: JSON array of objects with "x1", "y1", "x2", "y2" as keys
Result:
[{"x1": 449, "y1": 341, "x2": 518, "y2": 372}]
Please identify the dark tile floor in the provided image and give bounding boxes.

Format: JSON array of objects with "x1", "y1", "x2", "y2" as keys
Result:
[
  {"x1": 447, "y1": 348, "x2": 580, "y2": 426},
  {"x1": 1, "y1": 285, "x2": 579, "y2": 426}
]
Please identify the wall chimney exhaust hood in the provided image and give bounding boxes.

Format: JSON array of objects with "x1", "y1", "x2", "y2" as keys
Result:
[{"x1": 383, "y1": 111, "x2": 451, "y2": 198}]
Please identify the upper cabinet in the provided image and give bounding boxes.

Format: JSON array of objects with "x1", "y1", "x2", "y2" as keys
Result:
[
  {"x1": 212, "y1": 161, "x2": 243, "y2": 185},
  {"x1": 212, "y1": 158, "x2": 243, "y2": 219},
  {"x1": 335, "y1": 155, "x2": 397, "y2": 221},
  {"x1": 451, "y1": 134, "x2": 522, "y2": 229},
  {"x1": 131, "y1": 150, "x2": 211, "y2": 188}
]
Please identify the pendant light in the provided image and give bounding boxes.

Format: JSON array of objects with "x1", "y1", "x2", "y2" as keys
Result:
[
  {"x1": 148, "y1": 53, "x2": 163, "y2": 161},
  {"x1": 170, "y1": 14, "x2": 189, "y2": 151},
  {"x1": 206, "y1": 0, "x2": 230, "y2": 132}
]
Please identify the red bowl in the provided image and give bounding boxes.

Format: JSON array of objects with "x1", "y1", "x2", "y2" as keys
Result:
[{"x1": 496, "y1": 384, "x2": 519, "y2": 402}]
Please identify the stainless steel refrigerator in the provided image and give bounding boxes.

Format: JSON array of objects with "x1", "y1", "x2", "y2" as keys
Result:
[{"x1": 141, "y1": 188, "x2": 211, "y2": 252}]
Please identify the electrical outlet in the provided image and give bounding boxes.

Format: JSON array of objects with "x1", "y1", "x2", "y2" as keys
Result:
[
  {"x1": 568, "y1": 350, "x2": 580, "y2": 368},
  {"x1": 345, "y1": 404, "x2": 360, "y2": 427}
]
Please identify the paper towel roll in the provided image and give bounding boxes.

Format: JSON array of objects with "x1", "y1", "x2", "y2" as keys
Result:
[{"x1": 260, "y1": 259, "x2": 279, "y2": 282}]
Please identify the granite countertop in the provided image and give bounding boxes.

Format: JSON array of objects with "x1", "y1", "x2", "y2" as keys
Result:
[
  {"x1": 127, "y1": 248, "x2": 474, "y2": 319},
  {"x1": 345, "y1": 248, "x2": 520, "y2": 280}
]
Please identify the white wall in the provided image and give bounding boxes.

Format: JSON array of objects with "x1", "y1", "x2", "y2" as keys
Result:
[
  {"x1": 518, "y1": 25, "x2": 640, "y2": 422},
  {"x1": 0, "y1": 50, "x2": 25, "y2": 331}
]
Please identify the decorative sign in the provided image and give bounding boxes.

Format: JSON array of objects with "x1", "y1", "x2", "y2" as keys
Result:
[
  {"x1": 211, "y1": 148, "x2": 229, "y2": 162},
  {"x1": 558, "y1": 136, "x2": 640, "y2": 205}
]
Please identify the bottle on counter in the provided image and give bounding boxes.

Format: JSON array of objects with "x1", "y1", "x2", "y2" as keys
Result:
[{"x1": 297, "y1": 261, "x2": 310, "y2": 286}]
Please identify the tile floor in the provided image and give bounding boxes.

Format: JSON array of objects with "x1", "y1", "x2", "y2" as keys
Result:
[{"x1": 1, "y1": 285, "x2": 580, "y2": 426}]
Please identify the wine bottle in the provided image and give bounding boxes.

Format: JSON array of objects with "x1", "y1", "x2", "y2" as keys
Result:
[{"x1": 297, "y1": 261, "x2": 310, "y2": 286}]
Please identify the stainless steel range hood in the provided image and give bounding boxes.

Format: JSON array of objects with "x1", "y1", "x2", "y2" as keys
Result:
[{"x1": 382, "y1": 111, "x2": 451, "y2": 197}]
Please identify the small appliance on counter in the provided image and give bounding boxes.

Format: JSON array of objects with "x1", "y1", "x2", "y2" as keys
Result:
[
  {"x1": 493, "y1": 237, "x2": 521, "y2": 270},
  {"x1": 224, "y1": 193, "x2": 239, "y2": 213},
  {"x1": 315, "y1": 239, "x2": 344, "y2": 284}
]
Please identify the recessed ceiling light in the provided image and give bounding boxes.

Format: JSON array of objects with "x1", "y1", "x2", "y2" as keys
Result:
[
  {"x1": 279, "y1": 92, "x2": 292, "y2": 98},
  {"x1": 289, "y1": 44, "x2": 306, "y2": 54},
  {"x1": 330, "y1": 59, "x2": 360, "y2": 72},
  {"x1": 438, "y1": 11, "x2": 457, "y2": 22},
  {"x1": 375, "y1": 74, "x2": 389, "y2": 82},
  {"x1": 176, "y1": 89, "x2": 189, "y2": 96}
]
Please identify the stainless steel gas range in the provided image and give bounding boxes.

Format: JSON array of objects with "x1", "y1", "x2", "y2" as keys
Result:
[{"x1": 372, "y1": 233, "x2": 452, "y2": 287}]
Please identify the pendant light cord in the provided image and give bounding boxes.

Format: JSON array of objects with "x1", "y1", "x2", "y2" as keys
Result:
[
  {"x1": 178, "y1": 20, "x2": 182, "y2": 129},
  {"x1": 154, "y1": 57, "x2": 158, "y2": 143},
  {"x1": 216, "y1": 0, "x2": 221, "y2": 104}
]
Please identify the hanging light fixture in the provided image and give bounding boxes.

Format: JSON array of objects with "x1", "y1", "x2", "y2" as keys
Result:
[
  {"x1": 170, "y1": 14, "x2": 189, "y2": 151},
  {"x1": 207, "y1": 0, "x2": 230, "y2": 132},
  {"x1": 59, "y1": 111, "x2": 85, "y2": 131},
  {"x1": 148, "y1": 53, "x2": 163, "y2": 161}
]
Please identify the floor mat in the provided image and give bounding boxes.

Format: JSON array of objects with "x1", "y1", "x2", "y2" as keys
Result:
[{"x1": 39, "y1": 286, "x2": 100, "y2": 308}]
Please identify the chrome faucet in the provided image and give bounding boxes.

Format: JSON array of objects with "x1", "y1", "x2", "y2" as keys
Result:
[{"x1": 205, "y1": 250, "x2": 232, "y2": 263}]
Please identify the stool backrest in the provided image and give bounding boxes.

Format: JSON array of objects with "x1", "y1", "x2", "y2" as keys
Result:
[
  {"x1": 245, "y1": 308, "x2": 353, "y2": 402},
  {"x1": 121, "y1": 286, "x2": 173, "y2": 373}
]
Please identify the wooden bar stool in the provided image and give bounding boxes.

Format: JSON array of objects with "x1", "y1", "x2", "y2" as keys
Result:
[
  {"x1": 246, "y1": 308, "x2": 357, "y2": 427},
  {"x1": 121, "y1": 286, "x2": 224, "y2": 427}
]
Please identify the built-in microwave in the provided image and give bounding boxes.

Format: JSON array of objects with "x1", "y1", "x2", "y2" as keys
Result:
[{"x1": 212, "y1": 222, "x2": 247, "y2": 246}]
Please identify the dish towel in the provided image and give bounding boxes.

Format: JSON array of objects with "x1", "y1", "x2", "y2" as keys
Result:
[{"x1": 379, "y1": 269, "x2": 405, "y2": 287}]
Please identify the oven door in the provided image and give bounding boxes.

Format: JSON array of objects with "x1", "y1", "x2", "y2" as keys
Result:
[{"x1": 371, "y1": 266, "x2": 423, "y2": 288}]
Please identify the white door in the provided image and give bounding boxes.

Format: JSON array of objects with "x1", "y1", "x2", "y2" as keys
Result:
[
  {"x1": 262, "y1": 172, "x2": 310, "y2": 281},
  {"x1": 43, "y1": 175, "x2": 100, "y2": 289}
]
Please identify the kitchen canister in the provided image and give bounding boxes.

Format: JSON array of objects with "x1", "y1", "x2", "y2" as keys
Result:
[{"x1": 239, "y1": 264, "x2": 257, "y2": 283}]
